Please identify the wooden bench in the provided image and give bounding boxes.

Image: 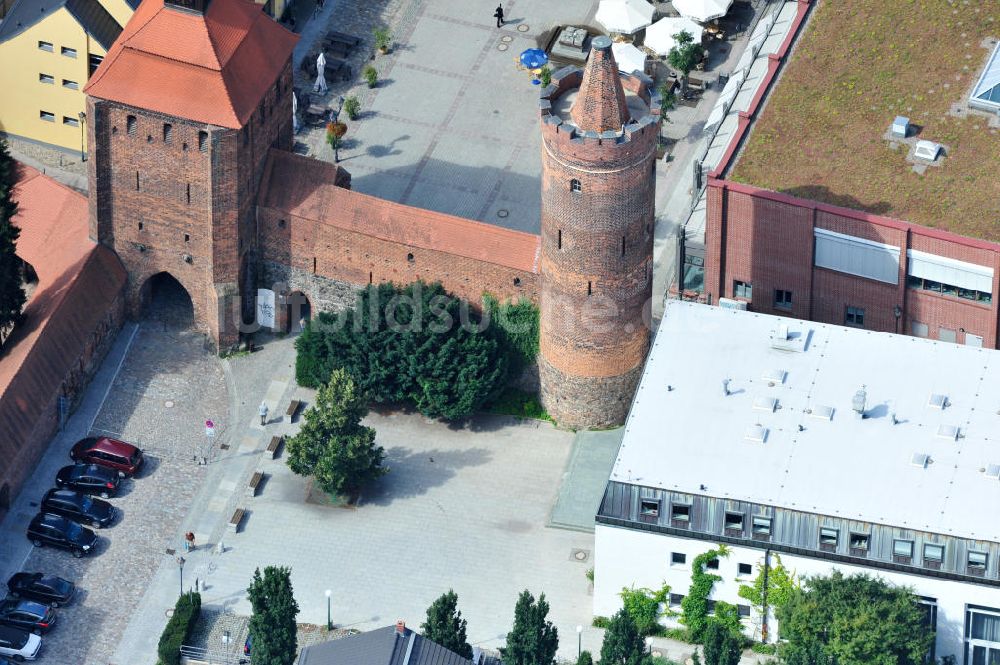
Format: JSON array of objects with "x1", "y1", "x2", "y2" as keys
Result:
[
  {"x1": 247, "y1": 471, "x2": 264, "y2": 497},
  {"x1": 324, "y1": 29, "x2": 361, "y2": 46},
  {"x1": 286, "y1": 399, "x2": 302, "y2": 421},
  {"x1": 228, "y1": 508, "x2": 245, "y2": 533},
  {"x1": 266, "y1": 435, "x2": 283, "y2": 459}
]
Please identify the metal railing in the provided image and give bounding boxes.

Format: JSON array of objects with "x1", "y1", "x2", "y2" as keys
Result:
[{"x1": 179, "y1": 644, "x2": 249, "y2": 665}]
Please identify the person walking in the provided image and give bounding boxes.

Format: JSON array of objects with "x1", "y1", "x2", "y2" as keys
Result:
[
  {"x1": 184, "y1": 532, "x2": 196, "y2": 552},
  {"x1": 493, "y1": 3, "x2": 504, "y2": 27},
  {"x1": 259, "y1": 401, "x2": 269, "y2": 426}
]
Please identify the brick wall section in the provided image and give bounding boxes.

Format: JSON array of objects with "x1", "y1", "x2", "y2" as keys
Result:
[
  {"x1": 87, "y1": 60, "x2": 294, "y2": 348},
  {"x1": 538, "y1": 60, "x2": 660, "y2": 429},
  {"x1": 706, "y1": 179, "x2": 1000, "y2": 348}
]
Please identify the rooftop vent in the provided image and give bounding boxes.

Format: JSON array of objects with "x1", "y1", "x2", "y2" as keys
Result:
[
  {"x1": 762, "y1": 369, "x2": 786, "y2": 384},
  {"x1": 914, "y1": 140, "x2": 942, "y2": 162},
  {"x1": 769, "y1": 326, "x2": 807, "y2": 353},
  {"x1": 745, "y1": 424, "x2": 768, "y2": 443},
  {"x1": 891, "y1": 116, "x2": 910, "y2": 138},
  {"x1": 936, "y1": 424, "x2": 960, "y2": 441},
  {"x1": 852, "y1": 386, "x2": 867, "y2": 416},
  {"x1": 809, "y1": 405, "x2": 834, "y2": 421},
  {"x1": 986, "y1": 464, "x2": 1000, "y2": 480},
  {"x1": 927, "y1": 393, "x2": 948, "y2": 409},
  {"x1": 911, "y1": 453, "x2": 930, "y2": 468},
  {"x1": 753, "y1": 396, "x2": 777, "y2": 412}
]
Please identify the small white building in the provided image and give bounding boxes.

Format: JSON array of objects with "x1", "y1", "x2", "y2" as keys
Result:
[{"x1": 594, "y1": 301, "x2": 1000, "y2": 663}]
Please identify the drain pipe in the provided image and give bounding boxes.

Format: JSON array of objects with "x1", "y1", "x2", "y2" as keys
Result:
[{"x1": 760, "y1": 548, "x2": 771, "y2": 644}]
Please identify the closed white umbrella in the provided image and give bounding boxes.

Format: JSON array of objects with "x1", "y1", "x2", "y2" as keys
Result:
[
  {"x1": 643, "y1": 16, "x2": 703, "y2": 55},
  {"x1": 292, "y1": 91, "x2": 300, "y2": 133},
  {"x1": 611, "y1": 42, "x2": 646, "y2": 74},
  {"x1": 672, "y1": 0, "x2": 732, "y2": 23},
  {"x1": 595, "y1": 0, "x2": 654, "y2": 35},
  {"x1": 313, "y1": 52, "x2": 328, "y2": 94}
]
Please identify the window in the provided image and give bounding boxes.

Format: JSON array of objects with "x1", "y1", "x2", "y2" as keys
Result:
[
  {"x1": 733, "y1": 280, "x2": 752, "y2": 300},
  {"x1": 737, "y1": 605, "x2": 751, "y2": 618},
  {"x1": 845, "y1": 306, "x2": 865, "y2": 327},
  {"x1": 966, "y1": 608, "x2": 1000, "y2": 664},
  {"x1": 893, "y1": 539, "x2": 914, "y2": 563},
  {"x1": 621, "y1": 235, "x2": 626, "y2": 257},
  {"x1": 186, "y1": 183, "x2": 191, "y2": 205},
  {"x1": 135, "y1": 171, "x2": 140, "y2": 191},
  {"x1": 38, "y1": 40, "x2": 54, "y2": 52},
  {"x1": 62, "y1": 79, "x2": 78, "y2": 90},
  {"x1": 969, "y1": 552, "x2": 988, "y2": 576},
  {"x1": 640, "y1": 499, "x2": 660, "y2": 518},
  {"x1": 198, "y1": 131, "x2": 208, "y2": 152},
  {"x1": 570, "y1": 178, "x2": 581, "y2": 193},
  {"x1": 814, "y1": 228, "x2": 900, "y2": 284},
  {"x1": 183, "y1": 234, "x2": 190, "y2": 242},
  {"x1": 39, "y1": 73, "x2": 54, "y2": 84},
  {"x1": 63, "y1": 116, "x2": 79, "y2": 127},
  {"x1": 774, "y1": 289, "x2": 792, "y2": 309},
  {"x1": 127, "y1": 115, "x2": 137, "y2": 136},
  {"x1": 819, "y1": 527, "x2": 839, "y2": 550},
  {"x1": 163, "y1": 123, "x2": 172, "y2": 143},
  {"x1": 706, "y1": 558, "x2": 719, "y2": 570},
  {"x1": 668, "y1": 593, "x2": 685, "y2": 607},
  {"x1": 849, "y1": 532, "x2": 870, "y2": 553},
  {"x1": 88, "y1": 54, "x2": 103, "y2": 77},
  {"x1": 724, "y1": 512, "x2": 744, "y2": 533},
  {"x1": 738, "y1": 563, "x2": 752, "y2": 576},
  {"x1": 938, "y1": 327, "x2": 957, "y2": 344},
  {"x1": 407, "y1": 253, "x2": 415, "y2": 262},
  {"x1": 906, "y1": 249, "x2": 993, "y2": 303},
  {"x1": 61, "y1": 46, "x2": 77, "y2": 58},
  {"x1": 751, "y1": 516, "x2": 771, "y2": 538},
  {"x1": 671, "y1": 552, "x2": 686, "y2": 565},
  {"x1": 670, "y1": 503, "x2": 691, "y2": 525},
  {"x1": 911, "y1": 321, "x2": 929, "y2": 338},
  {"x1": 587, "y1": 281, "x2": 592, "y2": 296},
  {"x1": 923, "y1": 544, "x2": 944, "y2": 568},
  {"x1": 557, "y1": 229, "x2": 562, "y2": 249},
  {"x1": 39, "y1": 110, "x2": 55, "y2": 122},
  {"x1": 705, "y1": 600, "x2": 717, "y2": 614}
]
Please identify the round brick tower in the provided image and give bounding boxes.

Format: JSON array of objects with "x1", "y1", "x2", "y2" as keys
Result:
[{"x1": 538, "y1": 36, "x2": 660, "y2": 429}]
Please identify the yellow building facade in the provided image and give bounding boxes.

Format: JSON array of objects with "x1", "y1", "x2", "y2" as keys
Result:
[{"x1": 0, "y1": 0, "x2": 135, "y2": 153}]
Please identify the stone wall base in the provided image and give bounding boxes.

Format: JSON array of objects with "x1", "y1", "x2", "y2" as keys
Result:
[{"x1": 539, "y1": 355, "x2": 644, "y2": 430}]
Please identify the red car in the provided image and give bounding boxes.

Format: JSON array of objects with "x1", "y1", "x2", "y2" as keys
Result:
[{"x1": 70, "y1": 437, "x2": 144, "y2": 477}]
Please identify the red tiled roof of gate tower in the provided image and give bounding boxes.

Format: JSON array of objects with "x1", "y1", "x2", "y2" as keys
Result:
[
  {"x1": 84, "y1": 0, "x2": 297, "y2": 129},
  {"x1": 570, "y1": 36, "x2": 630, "y2": 133}
]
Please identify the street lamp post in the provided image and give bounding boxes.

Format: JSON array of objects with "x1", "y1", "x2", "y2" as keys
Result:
[
  {"x1": 325, "y1": 589, "x2": 332, "y2": 631},
  {"x1": 78, "y1": 111, "x2": 86, "y2": 162},
  {"x1": 576, "y1": 625, "x2": 583, "y2": 658},
  {"x1": 176, "y1": 556, "x2": 186, "y2": 597}
]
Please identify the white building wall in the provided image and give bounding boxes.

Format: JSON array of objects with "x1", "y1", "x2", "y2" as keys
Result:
[{"x1": 595, "y1": 524, "x2": 1000, "y2": 661}]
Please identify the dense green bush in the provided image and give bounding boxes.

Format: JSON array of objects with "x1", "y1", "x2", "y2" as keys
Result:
[
  {"x1": 483, "y1": 293, "x2": 539, "y2": 373},
  {"x1": 156, "y1": 592, "x2": 201, "y2": 665},
  {"x1": 296, "y1": 281, "x2": 512, "y2": 420}
]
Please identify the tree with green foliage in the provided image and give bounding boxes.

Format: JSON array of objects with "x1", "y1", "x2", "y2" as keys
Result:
[
  {"x1": 296, "y1": 281, "x2": 509, "y2": 420},
  {"x1": 701, "y1": 621, "x2": 741, "y2": 665},
  {"x1": 776, "y1": 572, "x2": 934, "y2": 665},
  {"x1": 657, "y1": 83, "x2": 677, "y2": 119},
  {"x1": 576, "y1": 651, "x2": 594, "y2": 665},
  {"x1": 247, "y1": 566, "x2": 299, "y2": 665},
  {"x1": 600, "y1": 608, "x2": 650, "y2": 665},
  {"x1": 286, "y1": 368, "x2": 386, "y2": 499},
  {"x1": 619, "y1": 583, "x2": 670, "y2": 636},
  {"x1": 0, "y1": 139, "x2": 25, "y2": 339},
  {"x1": 482, "y1": 293, "x2": 539, "y2": 374},
  {"x1": 667, "y1": 31, "x2": 701, "y2": 79},
  {"x1": 737, "y1": 554, "x2": 798, "y2": 626},
  {"x1": 501, "y1": 590, "x2": 559, "y2": 665},
  {"x1": 421, "y1": 589, "x2": 472, "y2": 659},
  {"x1": 156, "y1": 591, "x2": 201, "y2": 665},
  {"x1": 680, "y1": 545, "x2": 729, "y2": 642}
]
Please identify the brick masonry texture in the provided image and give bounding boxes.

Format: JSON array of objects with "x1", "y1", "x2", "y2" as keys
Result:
[
  {"x1": 538, "y1": 53, "x2": 659, "y2": 429},
  {"x1": 706, "y1": 180, "x2": 1000, "y2": 348}
]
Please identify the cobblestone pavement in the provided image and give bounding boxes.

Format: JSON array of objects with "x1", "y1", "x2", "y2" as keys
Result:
[{"x1": 15, "y1": 318, "x2": 227, "y2": 665}]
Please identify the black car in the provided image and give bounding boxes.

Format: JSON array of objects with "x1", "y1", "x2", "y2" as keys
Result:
[
  {"x1": 54, "y1": 464, "x2": 120, "y2": 498},
  {"x1": 40, "y1": 489, "x2": 116, "y2": 529},
  {"x1": 25, "y1": 514, "x2": 98, "y2": 558},
  {"x1": 0, "y1": 599, "x2": 55, "y2": 634},
  {"x1": 5, "y1": 574, "x2": 74, "y2": 608}
]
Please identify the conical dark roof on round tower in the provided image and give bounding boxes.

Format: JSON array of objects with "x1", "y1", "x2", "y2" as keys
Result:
[{"x1": 570, "y1": 35, "x2": 630, "y2": 133}]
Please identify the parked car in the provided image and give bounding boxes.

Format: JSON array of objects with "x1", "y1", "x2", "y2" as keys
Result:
[
  {"x1": 0, "y1": 625, "x2": 40, "y2": 661},
  {"x1": 54, "y1": 464, "x2": 120, "y2": 499},
  {"x1": 70, "y1": 437, "x2": 144, "y2": 478},
  {"x1": 0, "y1": 599, "x2": 55, "y2": 635},
  {"x1": 25, "y1": 514, "x2": 98, "y2": 558},
  {"x1": 5, "y1": 574, "x2": 74, "y2": 608},
  {"x1": 40, "y1": 489, "x2": 116, "y2": 529}
]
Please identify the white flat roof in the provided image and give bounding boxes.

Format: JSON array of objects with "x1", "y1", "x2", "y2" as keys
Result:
[{"x1": 614, "y1": 301, "x2": 1000, "y2": 542}]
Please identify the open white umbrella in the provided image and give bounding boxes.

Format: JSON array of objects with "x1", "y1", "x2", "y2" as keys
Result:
[
  {"x1": 611, "y1": 42, "x2": 646, "y2": 74},
  {"x1": 595, "y1": 0, "x2": 654, "y2": 35},
  {"x1": 672, "y1": 0, "x2": 733, "y2": 23},
  {"x1": 643, "y1": 16, "x2": 704, "y2": 55}
]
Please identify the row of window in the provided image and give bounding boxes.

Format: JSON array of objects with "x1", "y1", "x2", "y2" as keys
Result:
[
  {"x1": 669, "y1": 552, "x2": 753, "y2": 577},
  {"x1": 38, "y1": 73, "x2": 79, "y2": 89},
  {"x1": 123, "y1": 116, "x2": 209, "y2": 152},
  {"x1": 907, "y1": 275, "x2": 993, "y2": 304},
  {"x1": 39, "y1": 111, "x2": 79, "y2": 126},
  {"x1": 37, "y1": 41, "x2": 76, "y2": 57},
  {"x1": 640, "y1": 500, "x2": 774, "y2": 537},
  {"x1": 663, "y1": 592, "x2": 752, "y2": 617},
  {"x1": 733, "y1": 281, "x2": 868, "y2": 326}
]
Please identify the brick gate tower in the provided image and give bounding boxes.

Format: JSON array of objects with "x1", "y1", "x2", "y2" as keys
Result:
[
  {"x1": 85, "y1": 0, "x2": 296, "y2": 348},
  {"x1": 538, "y1": 36, "x2": 660, "y2": 429}
]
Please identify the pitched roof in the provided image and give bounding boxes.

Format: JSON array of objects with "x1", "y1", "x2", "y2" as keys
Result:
[
  {"x1": 84, "y1": 0, "x2": 297, "y2": 128},
  {"x1": 0, "y1": 0, "x2": 122, "y2": 49},
  {"x1": 571, "y1": 35, "x2": 630, "y2": 133},
  {"x1": 0, "y1": 165, "x2": 126, "y2": 463},
  {"x1": 298, "y1": 625, "x2": 473, "y2": 665},
  {"x1": 259, "y1": 150, "x2": 542, "y2": 274}
]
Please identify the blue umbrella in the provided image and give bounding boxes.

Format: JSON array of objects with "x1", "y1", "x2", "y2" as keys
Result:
[{"x1": 519, "y1": 48, "x2": 548, "y2": 69}]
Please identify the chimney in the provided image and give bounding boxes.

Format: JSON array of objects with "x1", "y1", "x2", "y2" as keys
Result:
[{"x1": 396, "y1": 619, "x2": 406, "y2": 635}]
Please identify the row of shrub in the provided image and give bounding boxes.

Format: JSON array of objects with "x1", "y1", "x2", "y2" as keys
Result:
[{"x1": 156, "y1": 591, "x2": 201, "y2": 665}]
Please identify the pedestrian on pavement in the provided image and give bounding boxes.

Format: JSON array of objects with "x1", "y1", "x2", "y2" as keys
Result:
[
  {"x1": 493, "y1": 3, "x2": 504, "y2": 27},
  {"x1": 259, "y1": 401, "x2": 269, "y2": 426},
  {"x1": 185, "y1": 532, "x2": 196, "y2": 552}
]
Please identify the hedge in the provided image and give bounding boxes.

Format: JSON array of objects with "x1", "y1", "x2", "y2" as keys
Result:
[{"x1": 157, "y1": 591, "x2": 201, "y2": 665}]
